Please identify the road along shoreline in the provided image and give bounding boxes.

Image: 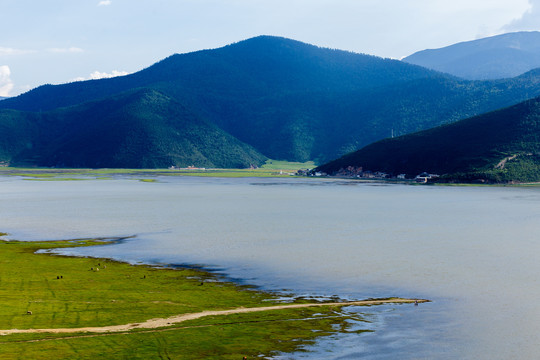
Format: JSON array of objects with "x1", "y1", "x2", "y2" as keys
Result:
[{"x1": 0, "y1": 298, "x2": 429, "y2": 336}]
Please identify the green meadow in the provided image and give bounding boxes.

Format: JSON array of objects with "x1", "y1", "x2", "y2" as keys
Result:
[
  {"x1": 0, "y1": 160, "x2": 316, "y2": 181},
  {"x1": 0, "y1": 237, "x2": 364, "y2": 359}
]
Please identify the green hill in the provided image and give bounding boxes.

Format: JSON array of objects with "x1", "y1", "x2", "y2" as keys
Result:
[
  {"x1": 316, "y1": 96, "x2": 540, "y2": 183},
  {"x1": 5, "y1": 36, "x2": 540, "y2": 167},
  {"x1": 1, "y1": 89, "x2": 266, "y2": 169},
  {"x1": 0, "y1": 36, "x2": 437, "y2": 113},
  {"x1": 0, "y1": 110, "x2": 40, "y2": 165}
]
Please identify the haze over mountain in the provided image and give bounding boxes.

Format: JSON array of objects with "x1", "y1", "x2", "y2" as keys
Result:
[
  {"x1": 403, "y1": 31, "x2": 540, "y2": 80},
  {"x1": 4, "y1": 36, "x2": 540, "y2": 168},
  {"x1": 316, "y1": 95, "x2": 540, "y2": 183}
]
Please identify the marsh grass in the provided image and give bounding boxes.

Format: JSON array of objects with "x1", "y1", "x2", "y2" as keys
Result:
[
  {"x1": 260, "y1": 160, "x2": 315, "y2": 171},
  {"x1": 0, "y1": 239, "x2": 363, "y2": 359},
  {"x1": 0, "y1": 160, "x2": 315, "y2": 180},
  {"x1": 0, "y1": 311, "x2": 350, "y2": 360}
]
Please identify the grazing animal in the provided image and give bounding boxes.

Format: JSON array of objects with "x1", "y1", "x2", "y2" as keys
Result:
[{"x1": 26, "y1": 311, "x2": 32, "y2": 315}]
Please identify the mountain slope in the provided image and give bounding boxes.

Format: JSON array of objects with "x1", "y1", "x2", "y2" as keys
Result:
[
  {"x1": 403, "y1": 31, "x2": 540, "y2": 80},
  {"x1": 0, "y1": 110, "x2": 40, "y2": 165},
  {"x1": 0, "y1": 36, "x2": 437, "y2": 113},
  {"x1": 2, "y1": 89, "x2": 267, "y2": 168},
  {"x1": 4, "y1": 36, "x2": 540, "y2": 165},
  {"x1": 316, "y1": 96, "x2": 540, "y2": 183},
  {"x1": 0, "y1": 36, "x2": 455, "y2": 163}
]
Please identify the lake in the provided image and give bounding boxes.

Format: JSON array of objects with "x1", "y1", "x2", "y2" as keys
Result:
[{"x1": 2, "y1": 175, "x2": 540, "y2": 359}]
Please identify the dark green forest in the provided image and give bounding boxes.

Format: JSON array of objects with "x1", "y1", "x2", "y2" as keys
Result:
[
  {"x1": 1, "y1": 89, "x2": 266, "y2": 168},
  {"x1": 317, "y1": 96, "x2": 540, "y2": 183}
]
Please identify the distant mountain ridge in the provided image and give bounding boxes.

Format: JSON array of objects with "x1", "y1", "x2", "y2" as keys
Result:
[
  {"x1": 403, "y1": 31, "x2": 540, "y2": 80},
  {"x1": 316, "y1": 95, "x2": 540, "y2": 183},
  {"x1": 4, "y1": 35, "x2": 540, "y2": 168}
]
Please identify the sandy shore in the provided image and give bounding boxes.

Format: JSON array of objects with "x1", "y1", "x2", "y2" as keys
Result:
[{"x1": 0, "y1": 298, "x2": 428, "y2": 336}]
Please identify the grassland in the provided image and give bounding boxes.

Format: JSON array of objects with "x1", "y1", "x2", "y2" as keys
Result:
[
  {"x1": 0, "y1": 160, "x2": 316, "y2": 181},
  {"x1": 0, "y1": 236, "x2": 421, "y2": 359}
]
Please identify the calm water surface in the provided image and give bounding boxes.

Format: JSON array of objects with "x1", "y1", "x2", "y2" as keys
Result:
[{"x1": 2, "y1": 176, "x2": 540, "y2": 359}]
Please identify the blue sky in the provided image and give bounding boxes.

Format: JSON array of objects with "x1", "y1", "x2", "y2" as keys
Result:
[{"x1": 1, "y1": 0, "x2": 539, "y2": 96}]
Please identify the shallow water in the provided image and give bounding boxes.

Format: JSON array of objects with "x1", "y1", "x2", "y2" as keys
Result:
[{"x1": 2, "y1": 176, "x2": 540, "y2": 359}]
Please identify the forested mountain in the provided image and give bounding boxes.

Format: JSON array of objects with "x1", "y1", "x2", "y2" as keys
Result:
[
  {"x1": 403, "y1": 31, "x2": 540, "y2": 80},
  {"x1": 0, "y1": 36, "x2": 436, "y2": 113},
  {"x1": 316, "y1": 96, "x2": 540, "y2": 183},
  {"x1": 4, "y1": 35, "x2": 540, "y2": 168},
  {"x1": 0, "y1": 89, "x2": 266, "y2": 168}
]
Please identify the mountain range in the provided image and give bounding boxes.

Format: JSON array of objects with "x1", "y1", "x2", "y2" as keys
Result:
[
  {"x1": 3, "y1": 35, "x2": 540, "y2": 173},
  {"x1": 403, "y1": 31, "x2": 540, "y2": 80}
]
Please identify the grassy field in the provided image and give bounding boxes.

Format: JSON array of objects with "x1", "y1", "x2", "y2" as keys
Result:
[
  {"x1": 0, "y1": 160, "x2": 316, "y2": 181},
  {"x1": 0, "y1": 237, "x2": 367, "y2": 359}
]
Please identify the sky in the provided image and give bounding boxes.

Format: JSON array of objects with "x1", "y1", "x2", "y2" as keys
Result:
[{"x1": 1, "y1": 0, "x2": 539, "y2": 97}]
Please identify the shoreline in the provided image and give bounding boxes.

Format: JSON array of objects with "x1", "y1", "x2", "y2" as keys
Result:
[
  {"x1": 0, "y1": 236, "x2": 429, "y2": 335},
  {"x1": 0, "y1": 226, "x2": 432, "y2": 358},
  {"x1": 2, "y1": 167, "x2": 540, "y2": 186}
]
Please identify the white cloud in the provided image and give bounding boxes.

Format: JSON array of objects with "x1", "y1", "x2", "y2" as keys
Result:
[
  {"x1": 0, "y1": 47, "x2": 35, "y2": 56},
  {"x1": 98, "y1": 0, "x2": 112, "y2": 6},
  {"x1": 47, "y1": 47, "x2": 84, "y2": 53},
  {"x1": 503, "y1": 0, "x2": 540, "y2": 31},
  {"x1": 89, "y1": 70, "x2": 129, "y2": 79},
  {"x1": 72, "y1": 70, "x2": 129, "y2": 82},
  {"x1": 0, "y1": 65, "x2": 14, "y2": 97}
]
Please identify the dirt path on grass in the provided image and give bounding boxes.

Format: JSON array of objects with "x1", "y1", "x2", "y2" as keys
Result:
[{"x1": 0, "y1": 298, "x2": 428, "y2": 336}]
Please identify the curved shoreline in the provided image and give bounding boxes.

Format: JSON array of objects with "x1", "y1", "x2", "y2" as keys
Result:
[{"x1": 0, "y1": 298, "x2": 428, "y2": 336}]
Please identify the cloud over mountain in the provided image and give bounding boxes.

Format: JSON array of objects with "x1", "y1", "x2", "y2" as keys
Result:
[
  {"x1": 0, "y1": 65, "x2": 13, "y2": 97},
  {"x1": 72, "y1": 70, "x2": 129, "y2": 82},
  {"x1": 504, "y1": 0, "x2": 540, "y2": 31}
]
